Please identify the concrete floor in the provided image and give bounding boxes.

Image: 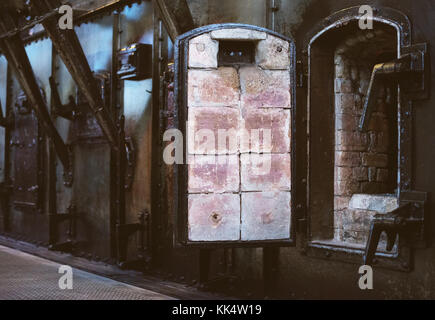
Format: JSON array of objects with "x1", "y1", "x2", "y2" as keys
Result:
[{"x1": 0, "y1": 245, "x2": 176, "y2": 300}]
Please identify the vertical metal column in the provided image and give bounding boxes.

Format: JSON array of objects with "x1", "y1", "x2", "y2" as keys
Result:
[
  {"x1": 48, "y1": 46, "x2": 58, "y2": 245},
  {"x1": 266, "y1": 0, "x2": 279, "y2": 31},
  {"x1": 151, "y1": 14, "x2": 168, "y2": 266},
  {"x1": 110, "y1": 11, "x2": 121, "y2": 259},
  {"x1": 263, "y1": 247, "x2": 280, "y2": 298},
  {"x1": 199, "y1": 249, "x2": 211, "y2": 288},
  {"x1": 0, "y1": 65, "x2": 12, "y2": 232}
]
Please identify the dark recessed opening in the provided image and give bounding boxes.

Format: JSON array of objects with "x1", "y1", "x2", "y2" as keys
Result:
[
  {"x1": 308, "y1": 21, "x2": 400, "y2": 250},
  {"x1": 218, "y1": 41, "x2": 255, "y2": 66}
]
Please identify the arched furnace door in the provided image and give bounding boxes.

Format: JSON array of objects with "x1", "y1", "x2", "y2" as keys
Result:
[{"x1": 173, "y1": 24, "x2": 296, "y2": 246}]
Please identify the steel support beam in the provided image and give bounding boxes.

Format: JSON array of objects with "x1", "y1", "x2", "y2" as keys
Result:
[
  {"x1": 29, "y1": 0, "x2": 119, "y2": 150},
  {"x1": 153, "y1": 0, "x2": 195, "y2": 41},
  {"x1": 0, "y1": 14, "x2": 71, "y2": 173}
]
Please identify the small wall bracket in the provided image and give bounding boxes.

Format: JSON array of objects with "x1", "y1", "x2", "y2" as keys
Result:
[
  {"x1": 124, "y1": 137, "x2": 136, "y2": 190},
  {"x1": 48, "y1": 204, "x2": 77, "y2": 252},
  {"x1": 49, "y1": 76, "x2": 80, "y2": 121},
  {"x1": 116, "y1": 210, "x2": 150, "y2": 268},
  {"x1": 401, "y1": 43, "x2": 430, "y2": 101}
]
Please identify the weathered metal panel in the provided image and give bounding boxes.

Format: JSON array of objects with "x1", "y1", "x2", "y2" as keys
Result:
[
  {"x1": 11, "y1": 96, "x2": 42, "y2": 212},
  {"x1": 72, "y1": 16, "x2": 114, "y2": 257},
  {"x1": 187, "y1": 0, "x2": 267, "y2": 27},
  {"x1": 52, "y1": 15, "x2": 116, "y2": 255},
  {"x1": 24, "y1": 40, "x2": 53, "y2": 108},
  {"x1": 120, "y1": 2, "x2": 154, "y2": 261},
  {"x1": 120, "y1": 2, "x2": 154, "y2": 48},
  {"x1": 72, "y1": 143, "x2": 112, "y2": 257},
  {"x1": 7, "y1": 39, "x2": 53, "y2": 243},
  {"x1": 75, "y1": 16, "x2": 114, "y2": 74}
]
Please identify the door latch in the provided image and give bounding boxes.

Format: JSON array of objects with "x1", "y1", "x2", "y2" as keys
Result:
[{"x1": 363, "y1": 191, "x2": 427, "y2": 266}]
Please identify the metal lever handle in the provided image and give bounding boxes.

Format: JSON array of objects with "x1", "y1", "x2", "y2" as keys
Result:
[{"x1": 359, "y1": 55, "x2": 412, "y2": 131}]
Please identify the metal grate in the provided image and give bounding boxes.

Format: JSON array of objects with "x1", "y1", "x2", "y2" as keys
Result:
[{"x1": 0, "y1": 246, "x2": 175, "y2": 300}]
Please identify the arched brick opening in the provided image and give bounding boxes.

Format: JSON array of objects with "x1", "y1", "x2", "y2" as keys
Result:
[
  {"x1": 333, "y1": 28, "x2": 398, "y2": 245},
  {"x1": 307, "y1": 20, "x2": 401, "y2": 250}
]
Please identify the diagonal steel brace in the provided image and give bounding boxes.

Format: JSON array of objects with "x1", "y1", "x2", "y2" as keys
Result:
[
  {"x1": 29, "y1": 0, "x2": 119, "y2": 150},
  {"x1": 0, "y1": 13, "x2": 72, "y2": 175}
]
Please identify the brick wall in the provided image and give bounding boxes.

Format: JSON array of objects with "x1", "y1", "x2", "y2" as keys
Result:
[
  {"x1": 333, "y1": 29, "x2": 398, "y2": 244},
  {"x1": 186, "y1": 28, "x2": 292, "y2": 242}
]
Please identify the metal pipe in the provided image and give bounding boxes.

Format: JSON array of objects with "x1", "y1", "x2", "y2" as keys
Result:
[{"x1": 266, "y1": 0, "x2": 279, "y2": 31}]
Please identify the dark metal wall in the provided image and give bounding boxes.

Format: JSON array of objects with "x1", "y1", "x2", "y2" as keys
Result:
[
  {"x1": 4, "y1": 39, "x2": 53, "y2": 244},
  {"x1": 0, "y1": 0, "x2": 434, "y2": 299},
  {"x1": 0, "y1": 1, "x2": 155, "y2": 261},
  {"x1": 184, "y1": 0, "x2": 435, "y2": 299},
  {"x1": 234, "y1": 0, "x2": 435, "y2": 299}
]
